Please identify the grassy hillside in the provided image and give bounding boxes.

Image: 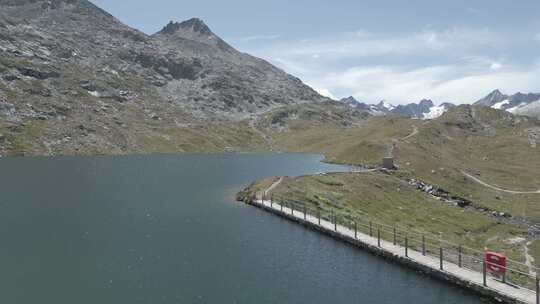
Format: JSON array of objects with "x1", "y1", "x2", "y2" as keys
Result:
[
  {"x1": 240, "y1": 105, "x2": 540, "y2": 271},
  {"x1": 0, "y1": 88, "x2": 366, "y2": 156},
  {"x1": 256, "y1": 104, "x2": 414, "y2": 164},
  {"x1": 258, "y1": 105, "x2": 540, "y2": 222},
  {"x1": 393, "y1": 106, "x2": 540, "y2": 224}
]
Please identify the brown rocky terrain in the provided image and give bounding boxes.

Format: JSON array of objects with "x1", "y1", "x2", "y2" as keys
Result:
[{"x1": 0, "y1": 0, "x2": 343, "y2": 156}]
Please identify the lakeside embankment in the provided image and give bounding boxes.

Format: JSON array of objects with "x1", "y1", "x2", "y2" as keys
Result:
[{"x1": 240, "y1": 195, "x2": 537, "y2": 304}]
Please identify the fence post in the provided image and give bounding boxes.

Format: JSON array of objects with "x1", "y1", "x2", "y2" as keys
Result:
[
  {"x1": 280, "y1": 200, "x2": 283, "y2": 212},
  {"x1": 393, "y1": 227, "x2": 397, "y2": 245},
  {"x1": 303, "y1": 203, "x2": 306, "y2": 220},
  {"x1": 483, "y1": 258, "x2": 487, "y2": 287},
  {"x1": 354, "y1": 221, "x2": 357, "y2": 239},
  {"x1": 317, "y1": 207, "x2": 321, "y2": 225},
  {"x1": 270, "y1": 194, "x2": 273, "y2": 208},
  {"x1": 440, "y1": 247, "x2": 443, "y2": 270},
  {"x1": 334, "y1": 212, "x2": 337, "y2": 231},
  {"x1": 377, "y1": 227, "x2": 381, "y2": 247},
  {"x1": 405, "y1": 236, "x2": 408, "y2": 257},
  {"x1": 291, "y1": 202, "x2": 294, "y2": 215},
  {"x1": 422, "y1": 235, "x2": 426, "y2": 256},
  {"x1": 369, "y1": 221, "x2": 373, "y2": 237},
  {"x1": 458, "y1": 246, "x2": 462, "y2": 268}
]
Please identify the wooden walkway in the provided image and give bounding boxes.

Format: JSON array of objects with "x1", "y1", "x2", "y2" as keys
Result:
[{"x1": 250, "y1": 198, "x2": 537, "y2": 304}]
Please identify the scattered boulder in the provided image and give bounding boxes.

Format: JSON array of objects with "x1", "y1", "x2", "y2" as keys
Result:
[
  {"x1": 152, "y1": 79, "x2": 167, "y2": 87},
  {"x1": 17, "y1": 67, "x2": 59, "y2": 80},
  {"x1": 79, "y1": 80, "x2": 98, "y2": 92},
  {"x1": 0, "y1": 101, "x2": 15, "y2": 115},
  {"x1": 2, "y1": 74, "x2": 19, "y2": 82},
  {"x1": 408, "y1": 178, "x2": 472, "y2": 207}
]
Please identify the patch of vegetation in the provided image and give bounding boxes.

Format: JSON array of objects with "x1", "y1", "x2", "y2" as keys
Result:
[
  {"x1": 5, "y1": 121, "x2": 46, "y2": 155},
  {"x1": 257, "y1": 105, "x2": 540, "y2": 225},
  {"x1": 250, "y1": 171, "x2": 529, "y2": 266}
]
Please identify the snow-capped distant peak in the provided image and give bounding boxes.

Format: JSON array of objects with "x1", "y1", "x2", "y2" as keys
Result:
[
  {"x1": 423, "y1": 105, "x2": 447, "y2": 120},
  {"x1": 492, "y1": 99, "x2": 509, "y2": 109},
  {"x1": 476, "y1": 90, "x2": 540, "y2": 118},
  {"x1": 379, "y1": 100, "x2": 395, "y2": 110}
]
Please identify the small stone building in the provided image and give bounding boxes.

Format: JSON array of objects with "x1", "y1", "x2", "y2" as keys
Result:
[{"x1": 382, "y1": 157, "x2": 395, "y2": 170}]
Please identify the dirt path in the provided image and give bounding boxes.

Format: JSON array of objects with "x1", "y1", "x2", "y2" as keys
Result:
[
  {"x1": 264, "y1": 177, "x2": 283, "y2": 197},
  {"x1": 461, "y1": 171, "x2": 540, "y2": 194},
  {"x1": 524, "y1": 242, "x2": 537, "y2": 276},
  {"x1": 401, "y1": 125, "x2": 418, "y2": 141},
  {"x1": 388, "y1": 125, "x2": 419, "y2": 157}
]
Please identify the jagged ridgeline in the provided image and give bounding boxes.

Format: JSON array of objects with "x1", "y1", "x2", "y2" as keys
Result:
[{"x1": 0, "y1": 0, "x2": 345, "y2": 156}]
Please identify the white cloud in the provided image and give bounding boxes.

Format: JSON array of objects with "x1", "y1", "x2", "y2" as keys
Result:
[
  {"x1": 257, "y1": 27, "x2": 502, "y2": 62},
  {"x1": 355, "y1": 29, "x2": 371, "y2": 38},
  {"x1": 490, "y1": 62, "x2": 503, "y2": 70},
  {"x1": 308, "y1": 64, "x2": 540, "y2": 104},
  {"x1": 240, "y1": 27, "x2": 539, "y2": 104},
  {"x1": 240, "y1": 34, "x2": 281, "y2": 42}
]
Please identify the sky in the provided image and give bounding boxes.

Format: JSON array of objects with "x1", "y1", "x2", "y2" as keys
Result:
[{"x1": 92, "y1": 0, "x2": 540, "y2": 105}]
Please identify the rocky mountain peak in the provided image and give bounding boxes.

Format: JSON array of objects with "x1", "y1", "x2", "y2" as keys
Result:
[
  {"x1": 158, "y1": 18, "x2": 212, "y2": 36},
  {"x1": 487, "y1": 89, "x2": 505, "y2": 100},
  {"x1": 341, "y1": 96, "x2": 359, "y2": 104},
  {"x1": 472, "y1": 89, "x2": 540, "y2": 118},
  {"x1": 375, "y1": 100, "x2": 391, "y2": 108},
  {"x1": 0, "y1": 0, "x2": 327, "y2": 129},
  {"x1": 475, "y1": 89, "x2": 508, "y2": 106},
  {"x1": 419, "y1": 99, "x2": 434, "y2": 107},
  {"x1": 154, "y1": 17, "x2": 233, "y2": 51}
]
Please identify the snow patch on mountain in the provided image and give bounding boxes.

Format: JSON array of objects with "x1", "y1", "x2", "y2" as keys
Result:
[
  {"x1": 513, "y1": 100, "x2": 540, "y2": 119},
  {"x1": 381, "y1": 101, "x2": 395, "y2": 111},
  {"x1": 492, "y1": 100, "x2": 509, "y2": 109},
  {"x1": 423, "y1": 105, "x2": 448, "y2": 119},
  {"x1": 506, "y1": 103, "x2": 527, "y2": 113},
  {"x1": 339, "y1": 96, "x2": 454, "y2": 119}
]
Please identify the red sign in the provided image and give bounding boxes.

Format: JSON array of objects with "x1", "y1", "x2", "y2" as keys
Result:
[{"x1": 485, "y1": 251, "x2": 506, "y2": 276}]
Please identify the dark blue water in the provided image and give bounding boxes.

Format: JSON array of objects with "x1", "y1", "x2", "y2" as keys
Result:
[{"x1": 0, "y1": 154, "x2": 484, "y2": 303}]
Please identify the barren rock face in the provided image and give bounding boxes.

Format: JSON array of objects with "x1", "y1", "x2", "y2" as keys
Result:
[
  {"x1": 0, "y1": 0, "x2": 335, "y2": 155},
  {"x1": 0, "y1": 0, "x2": 326, "y2": 120}
]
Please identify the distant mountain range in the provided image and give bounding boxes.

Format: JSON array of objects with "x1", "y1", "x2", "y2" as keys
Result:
[
  {"x1": 341, "y1": 89, "x2": 540, "y2": 120},
  {"x1": 473, "y1": 90, "x2": 540, "y2": 118},
  {"x1": 340, "y1": 97, "x2": 455, "y2": 119}
]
